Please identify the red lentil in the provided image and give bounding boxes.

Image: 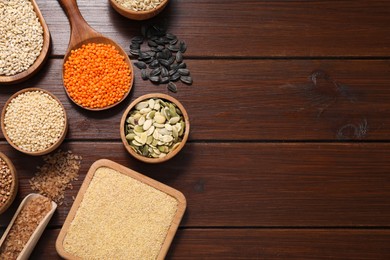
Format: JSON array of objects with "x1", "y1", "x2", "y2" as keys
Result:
[{"x1": 63, "y1": 43, "x2": 132, "y2": 109}]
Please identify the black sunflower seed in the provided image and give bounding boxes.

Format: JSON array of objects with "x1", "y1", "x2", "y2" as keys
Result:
[
  {"x1": 161, "y1": 67, "x2": 169, "y2": 77},
  {"x1": 170, "y1": 72, "x2": 180, "y2": 82},
  {"x1": 162, "y1": 49, "x2": 172, "y2": 59},
  {"x1": 178, "y1": 62, "x2": 186, "y2": 69},
  {"x1": 160, "y1": 76, "x2": 170, "y2": 84},
  {"x1": 169, "y1": 68, "x2": 177, "y2": 76},
  {"x1": 130, "y1": 43, "x2": 140, "y2": 50},
  {"x1": 167, "y1": 82, "x2": 177, "y2": 93},
  {"x1": 130, "y1": 49, "x2": 140, "y2": 56},
  {"x1": 134, "y1": 61, "x2": 147, "y2": 69},
  {"x1": 178, "y1": 68, "x2": 190, "y2": 76},
  {"x1": 179, "y1": 41, "x2": 187, "y2": 53},
  {"x1": 157, "y1": 45, "x2": 165, "y2": 51},
  {"x1": 138, "y1": 52, "x2": 151, "y2": 60},
  {"x1": 168, "y1": 44, "x2": 180, "y2": 52},
  {"x1": 166, "y1": 33, "x2": 177, "y2": 40},
  {"x1": 169, "y1": 38, "x2": 178, "y2": 45},
  {"x1": 149, "y1": 59, "x2": 160, "y2": 69},
  {"x1": 145, "y1": 51, "x2": 156, "y2": 57},
  {"x1": 159, "y1": 59, "x2": 171, "y2": 68},
  {"x1": 144, "y1": 57, "x2": 154, "y2": 64},
  {"x1": 175, "y1": 51, "x2": 183, "y2": 63},
  {"x1": 148, "y1": 40, "x2": 158, "y2": 47},
  {"x1": 150, "y1": 67, "x2": 161, "y2": 76},
  {"x1": 131, "y1": 36, "x2": 144, "y2": 44},
  {"x1": 168, "y1": 56, "x2": 175, "y2": 65},
  {"x1": 180, "y1": 75, "x2": 193, "y2": 85},
  {"x1": 141, "y1": 69, "x2": 149, "y2": 80},
  {"x1": 171, "y1": 64, "x2": 179, "y2": 71},
  {"x1": 149, "y1": 76, "x2": 160, "y2": 83},
  {"x1": 155, "y1": 38, "x2": 165, "y2": 45}
]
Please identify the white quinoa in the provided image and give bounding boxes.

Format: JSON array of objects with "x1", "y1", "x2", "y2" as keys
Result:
[
  {"x1": 63, "y1": 167, "x2": 178, "y2": 259},
  {"x1": 114, "y1": 0, "x2": 163, "y2": 12},
  {"x1": 4, "y1": 90, "x2": 65, "y2": 153},
  {"x1": 0, "y1": 0, "x2": 44, "y2": 76}
]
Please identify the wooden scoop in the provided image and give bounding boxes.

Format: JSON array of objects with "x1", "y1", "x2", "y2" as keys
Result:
[
  {"x1": 58, "y1": 0, "x2": 134, "y2": 111},
  {"x1": 0, "y1": 0, "x2": 50, "y2": 84}
]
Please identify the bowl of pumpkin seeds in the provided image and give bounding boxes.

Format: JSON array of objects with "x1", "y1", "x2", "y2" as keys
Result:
[{"x1": 120, "y1": 93, "x2": 189, "y2": 163}]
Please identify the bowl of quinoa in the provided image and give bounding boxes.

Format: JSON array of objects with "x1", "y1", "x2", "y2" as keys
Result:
[
  {"x1": 0, "y1": 152, "x2": 18, "y2": 215},
  {"x1": 109, "y1": 0, "x2": 169, "y2": 20},
  {"x1": 1, "y1": 88, "x2": 68, "y2": 156}
]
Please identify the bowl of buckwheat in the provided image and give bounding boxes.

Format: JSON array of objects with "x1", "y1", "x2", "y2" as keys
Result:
[
  {"x1": 1, "y1": 88, "x2": 68, "y2": 156},
  {"x1": 109, "y1": 0, "x2": 169, "y2": 20},
  {"x1": 0, "y1": 152, "x2": 18, "y2": 215},
  {"x1": 120, "y1": 93, "x2": 190, "y2": 163}
]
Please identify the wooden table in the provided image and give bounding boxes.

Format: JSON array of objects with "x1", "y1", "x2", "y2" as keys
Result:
[{"x1": 1, "y1": 0, "x2": 390, "y2": 258}]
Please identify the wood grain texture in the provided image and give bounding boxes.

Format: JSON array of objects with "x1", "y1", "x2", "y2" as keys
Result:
[
  {"x1": 1, "y1": 142, "x2": 389, "y2": 228},
  {"x1": 36, "y1": 0, "x2": 390, "y2": 57},
  {"x1": 1, "y1": 59, "x2": 390, "y2": 140},
  {"x1": 28, "y1": 228, "x2": 390, "y2": 259}
]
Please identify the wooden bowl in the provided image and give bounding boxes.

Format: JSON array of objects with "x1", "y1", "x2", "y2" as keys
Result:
[
  {"x1": 109, "y1": 0, "x2": 168, "y2": 20},
  {"x1": 1, "y1": 88, "x2": 68, "y2": 156},
  {"x1": 0, "y1": 193, "x2": 57, "y2": 259},
  {"x1": 59, "y1": 0, "x2": 134, "y2": 111},
  {"x1": 56, "y1": 159, "x2": 186, "y2": 260},
  {"x1": 0, "y1": 152, "x2": 18, "y2": 215},
  {"x1": 0, "y1": 0, "x2": 50, "y2": 84},
  {"x1": 120, "y1": 93, "x2": 190, "y2": 163}
]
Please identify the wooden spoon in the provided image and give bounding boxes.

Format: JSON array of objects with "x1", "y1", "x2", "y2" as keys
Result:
[
  {"x1": 0, "y1": 0, "x2": 50, "y2": 84},
  {"x1": 58, "y1": 0, "x2": 134, "y2": 111}
]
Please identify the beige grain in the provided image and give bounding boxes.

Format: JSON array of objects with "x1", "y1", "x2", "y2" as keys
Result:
[{"x1": 63, "y1": 166, "x2": 178, "y2": 259}]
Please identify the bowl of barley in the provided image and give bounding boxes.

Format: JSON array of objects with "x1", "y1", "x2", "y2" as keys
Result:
[
  {"x1": 0, "y1": 152, "x2": 18, "y2": 215},
  {"x1": 1, "y1": 88, "x2": 68, "y2": 156},
  {"x1": 109, "y1": 0, "x2": 168, "y2": 20}
]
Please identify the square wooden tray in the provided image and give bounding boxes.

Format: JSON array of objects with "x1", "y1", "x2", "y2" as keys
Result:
[{"x1": 56, "y1": 159, "x2": 186, "y2": 260}]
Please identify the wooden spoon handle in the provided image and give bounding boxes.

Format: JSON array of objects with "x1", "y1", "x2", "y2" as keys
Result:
[{"x1": 58, "y1": 0, "x2": 100, "y2": 49}]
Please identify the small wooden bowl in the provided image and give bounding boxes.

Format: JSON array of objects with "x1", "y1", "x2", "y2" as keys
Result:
[
  {"x1": 0, "y1": 152, "x2": 18, "y2": 215},
  {"x1": 120, "y1": 93, "x2": 190, "y2": 163},
  {"x1": 1, "y1": 88, "x2": 68, "y2": 156},
  {"x1": 109, "y1": 0, "x2": 168, "y2": 20},
  {"x1": 0, "y1": 193, "x2": 57, "y2": 259},
  {"x1": 0, "y1": 0, "x2": 50, "y2": 84}
]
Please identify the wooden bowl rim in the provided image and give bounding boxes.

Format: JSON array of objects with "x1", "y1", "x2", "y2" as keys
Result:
[
  {"x1": 0, "y1": 152, "x2": 18, "y2": 215},
  {"x1": 0, "y1": 0, "x2": 51, "y2": 85},
  {"x1": 56, "y1": 159, "x2": 186, "y2": 260},
  {"x1": 120, "y1": 93, "x2": 190, "y2": 164},
  {"x1": 109, "y1": 0, "x2": 168, "y2": 20},
  {"x1": 62, "y1": 38, "x2": 134, "y2": 111},
  {"x1": 0, "y1": 88, "x2": 68, "y2": 156}
]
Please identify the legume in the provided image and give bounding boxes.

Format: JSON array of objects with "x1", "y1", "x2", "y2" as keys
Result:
[
  {"x1": 0, "y1": 0, "x2": 44, "y2": 76},
  {"x1": 0, "y1": 158, "x2": 13, "y2": 208},
  {"x1": 63, "y1": 43, "x2": 132, "y2": 109},
  {"x1": 0, "y1": 196, "x2": 52, "y2": 259},
  {"x1": 3, "y1": 90, "x2": 66, "y2": 153},
  {"x1": 63, "y1": 167, "x2": 178, "y2": 259},
  {"x1": 114, "y1": 0, "x2": 163, "y2": 12}
]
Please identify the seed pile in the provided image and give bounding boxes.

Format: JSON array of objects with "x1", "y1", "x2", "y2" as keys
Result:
[
  {"x1": 130, "y1": 24, "x2": 192, "y2": 93},
  {"x1": 0, "y1": 196, "x2": 52, "y2": 259},
  {"x1": 63, "y1": 167, "x2": 178, "y2": 259},
  {"x1": 0, "y1": 0, "x2": 44, "y2": 76},
  {"x1": 115, "y1": 0, "x2": 163, "y2": 11},
  {"x1": 63, "y1": 43, "x2": 132, "y2": 109},
  {"x1": 3, "y1": 90, "x2": 66, "y2": 153},
  {"x1": 125, "y1": 98, "x2": 186, "y2": 158},
  {"x1": 29, "y1": 150, "x2": 82, "y2": 205},
  {"x1": 0, "y1": 158, "x2": 13, "y2": 208}
]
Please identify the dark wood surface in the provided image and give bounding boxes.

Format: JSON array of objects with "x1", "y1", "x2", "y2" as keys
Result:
[{"x1": 1, "y1": 0, "x2": 390, "y2": 259}]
